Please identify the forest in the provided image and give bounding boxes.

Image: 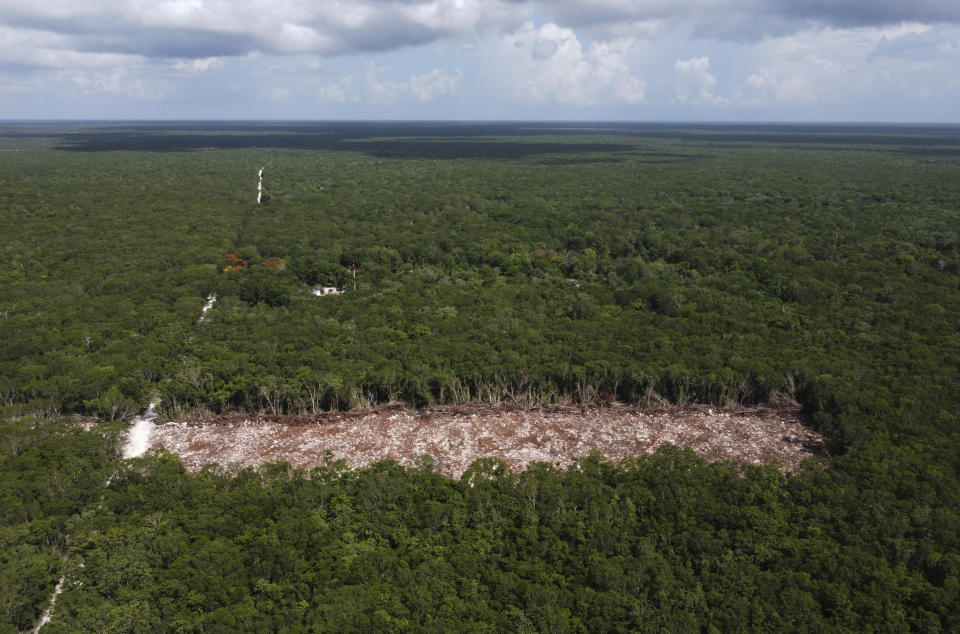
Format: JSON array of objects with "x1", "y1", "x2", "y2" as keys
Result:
[{"x1": 1, "y1": 121, "x2": 959, "y2": 631}]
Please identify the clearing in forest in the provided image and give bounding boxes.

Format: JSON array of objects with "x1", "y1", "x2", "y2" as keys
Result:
[{"x1": 148, "y1": 403, "x2": 823, "y2": 477}]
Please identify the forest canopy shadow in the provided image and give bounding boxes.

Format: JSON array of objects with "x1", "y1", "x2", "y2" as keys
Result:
[
  {"x1": 15, "y1": 120, "x2": 957, "y2": 158},
  {"x1": 49, "y1": 128, "x2": 635, "y2": 160}
]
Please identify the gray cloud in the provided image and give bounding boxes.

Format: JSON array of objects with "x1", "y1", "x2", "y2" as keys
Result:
[
  {"x1": 0, "y1": 6, "x2": 257, "y2": 59},
  {"x1": 1, "y1": 0, "x2": 958, "y2": 65},
  {"x1": 531, "y1": 39, "x2": 559, "y2": 60},
  {"x1": 79, "y1": 28, "x2": 256, "y2": 59},
  {"x1": 0, "y1": 1, "x2": 525, "y2": 61},
  {"x1": 870, "y1": 30, "x2": 944, "y2": 61},
  {"x1": 530, "y1": 0, "x2": 960, "y2": 41},
  {"x1": 0, "y1": 60, "x2": 47, "y2": 74},
  {"x1": 310, "y1": 11, "x2": 442, "y2": 55},
  {"x1": 779, "y1": 1, "x2": 960, "y2": 28}
]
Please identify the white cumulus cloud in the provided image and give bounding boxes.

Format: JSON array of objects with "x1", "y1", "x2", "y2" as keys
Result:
[
  {"x1": 310, "y1": 62, "x2": 462, "y2": 104},
  {"x1": 737, "y1": 23, "x2": 942, "y2": 107},
  {"x1": 407, "y1": 66, "x2": 463, "y2": 102},
  {"x1": 496, "y1": 23, "x2": 645, "y2": 105},
  {"x1": 173, "y1": 56, "x2": 225, "y2": 74},
  {"x1": 673, "y1": 56, "x2": 725, "y2": 104}
]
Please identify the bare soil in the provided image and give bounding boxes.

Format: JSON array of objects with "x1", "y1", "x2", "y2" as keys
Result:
[{"x1": 149, "y1": 402, "x2": 823, "y2": 478}]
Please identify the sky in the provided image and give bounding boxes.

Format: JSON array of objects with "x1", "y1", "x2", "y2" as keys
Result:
[{"x1": 0, "y1": 0, "x2": 958, "y2": 121}]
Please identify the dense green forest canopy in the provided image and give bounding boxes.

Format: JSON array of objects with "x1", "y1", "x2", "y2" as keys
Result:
[
  {"x1": 1, "y1": 122, "x2": 959, "y2": 631},
  {"x1": 2, "y1": 121, "x2": 958, "y2": 421}
]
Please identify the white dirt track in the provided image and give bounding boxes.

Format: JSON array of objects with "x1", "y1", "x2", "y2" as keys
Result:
[{"x1": 122, "y1": 401, "x2": 158, "y2": 459}]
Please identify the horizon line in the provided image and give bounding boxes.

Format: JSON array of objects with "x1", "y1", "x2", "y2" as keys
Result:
[{"x1": 2, "y1": 119, "x2": 960, "y2": 127}]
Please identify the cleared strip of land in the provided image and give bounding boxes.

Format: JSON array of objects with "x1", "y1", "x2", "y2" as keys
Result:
[{"x1": 149, "y1": 403, "x2": 822, "y2": 477}]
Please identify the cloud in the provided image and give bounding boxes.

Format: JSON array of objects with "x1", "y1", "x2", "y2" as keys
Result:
[
  {"x1": 67, "y1": 66, "x2": 166, "y2": 101},
  {"x1": 527, "y1": 1, "x2": 960, "y2": 41},
  {"x1": 0, "y1": 1, "x2": 958, "y2": 119},
  {"x1": 778, "y1": 1, "x2": 960, "y2": 29},
  {"x1": 735, "y1": 23, "x2": 948, "y2": 107},
  {"x1": 531, "y1": 38, "x2": 560, "y2": 61},
  {"x1": 172, "y1": 56, "x2": 226, "y2": 74},
  {"x1": 2, "y1": 1, "x2": 959, "y2": 73},
  {"x1": 0, "y1": 1, "x2": 526, "y2": 60},
  {"x1": 673, "y1": 56, "x2": 724, "y2": 104},
  {"x1": 407, "y1": 66, "x2": 463, "y2": 101},
  {"x1": 495, "y1": 22, "x2": 645, "y2": 105},
  {"x1": 869, "y1": 25, "x2": 941, "y2": 61},
  {"x1": 310, "y1": 62, "x2": 462, "y2": 104},
  {"x1": 0, "y1": 24, "x2": 145, "y2": 71}
]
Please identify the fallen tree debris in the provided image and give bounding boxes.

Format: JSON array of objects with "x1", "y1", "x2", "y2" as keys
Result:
[{"x1": 149, "y1": 403, "x2": 823, "y2": 477}]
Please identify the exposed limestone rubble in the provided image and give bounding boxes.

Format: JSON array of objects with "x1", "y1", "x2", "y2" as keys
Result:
[{"x1": 150, "y1": 403, "x2": 822, "y2": 477}]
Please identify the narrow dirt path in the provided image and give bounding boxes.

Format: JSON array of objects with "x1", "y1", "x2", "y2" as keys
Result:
[
  {"x1": 198, "y1": 294, "x2": 216, "y2": 323},
  {"x1": 31, "y1": 575, "x2": 64, "y2": 633}
]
